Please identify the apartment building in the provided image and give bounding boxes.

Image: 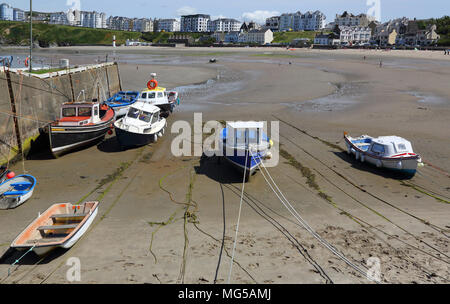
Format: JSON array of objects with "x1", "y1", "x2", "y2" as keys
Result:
[
  {"x1": 265, "y1": 16, "x2": 280, "y2": 32},
  {"x1": 335, "y1": 11, "x2": 376, "y2": 27},
  {"x1": 156, "y1": 19, "x2": 181, "y2": 32},
  {"x1": 180, "y1": 14, "x2": 210, "y2": 32},
  {"x1": 279, "y1": 11, "x2": 326, "y2": 31},
  {"x1": 208, "y1": 18, "x2": 241, "y2": 32},
  {"x1": 133, "y1": 18, "x2": 153, "y2": 32},
  {"x1": 339, "y1": 26, "x2": 372, "y2": 44}
]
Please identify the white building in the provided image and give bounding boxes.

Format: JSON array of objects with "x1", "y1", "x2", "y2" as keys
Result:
[
  {"x1": 0, "y1": 3, "x2": 13, "y2": 20},
  {"x1": 208, "y1": 18, "x2": 241, "y2": 32},
  {"x1": 50, "y1": 12, "x2": 69, "y2": 25},
  {"x1": 280, "y1": 11, "x2": 326, "y2": 31},
  {"x1": 246, "y1": 28, "x2": 274, "y2": 44},
  {"x1": 314, "y1": 33, "x2": 340, "y2": 45},
  {"x1": 335, "y1": 11, "x2": 376, "y2": 27},
  {"x1": 80, "y1": 11, "x2": 106, "y2": 29},
  {"x1": 13, "y1": 8, "x2": 24, "y2": 21},
  {"x1": 157, "y1": 19, "x2": 181, "y2": 32},
  {"x1": 180, "y1": 14, "x2": 210, "y2": 32},
  {"x1": 133, "y1": 18, "x2": 153, "y2": 32},
  {"x1": 107, "y1": 16, "x2": 132, "y2": 31},
  {"x1": 339, "y1": 26, "x2": 372, "y2": 44}
]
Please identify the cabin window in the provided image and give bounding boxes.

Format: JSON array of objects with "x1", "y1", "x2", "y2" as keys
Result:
[
  {"x1": 397, "y1": 143, "x2": 407, "y2": 151},
  {"x1": 62, "y1": 107, "x2": 76, "y2": 117},
  {"x1": 78, "y1": 107, "x2": 92, "y2": 117},
  {"x1": 151, "y1": 112, "x2": 159, "y2": 124},
  {"x1": 371, "y1": 144, "x2": 385, "y2": 154},
  {"x1": 127, "y1": 108, "x2": 140, "y2": 119},
  {"x1": 141, "y1": 93, "x2": 147, "y2": 99},
  {"x1": 148, "y1": 92, "x2": 156, "y2": 99},
  {"x1": 158, "y1": 92, "x2": 163, "y2": 98},
  {"x1": 94, "y1": 107, "x2": 99, "y2": 116},
  {"x1": 139, "y1": 111, "x2": 152, "y2": 123}
]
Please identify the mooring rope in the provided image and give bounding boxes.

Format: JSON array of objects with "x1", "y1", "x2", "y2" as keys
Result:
[
  {"x1": 227, "y1": 150, "x2": 249, "y2": 284},
  {"x1": 250, "y1": 150, "x2": 378, "y2": 283},
  {"x1": 6, "y1": 245, "x2": 36, "y2": 278}
]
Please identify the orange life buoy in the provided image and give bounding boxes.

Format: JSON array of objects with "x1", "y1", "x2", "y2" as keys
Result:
[
  {"x1": 147, "y1": 79, "x2": 158, "y2": 90},
  {"x1": 24, "y1": 57, "x2": 30, "y2": 67}
]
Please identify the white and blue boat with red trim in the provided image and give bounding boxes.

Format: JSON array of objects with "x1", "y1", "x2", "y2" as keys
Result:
[
  {"x1": 344, "y1": 132, "x2": 422, "y2": 176},
  {"x1": 218, "y1": 122, "x2": 273, "y2": 182},
  {"x1": 0, "y1": 174, "x2": 37, "y2": 210},
  {"x1": 104, "y1": 91, "x2": 140, "y2": 118}
]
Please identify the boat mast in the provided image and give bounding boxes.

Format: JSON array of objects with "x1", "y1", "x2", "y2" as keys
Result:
[{"x1": 29, "y1": 0, "x2": 32, "y2": 72}]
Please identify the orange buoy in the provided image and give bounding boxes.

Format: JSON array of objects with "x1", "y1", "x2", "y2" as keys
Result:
[
  {"x1": 24, "y1": 57, "x2": 30, "y2": 68},
  {"x1": 147, "y1": 79, "x2": 158, "y2": 90},
  {"x1": 6, "y1": 172, "x2": 15, "y2": 179}
]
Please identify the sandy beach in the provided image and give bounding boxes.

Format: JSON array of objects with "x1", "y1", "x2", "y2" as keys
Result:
[{"x1": 0, "y1": 46, "x2": 448, "y2": 284}]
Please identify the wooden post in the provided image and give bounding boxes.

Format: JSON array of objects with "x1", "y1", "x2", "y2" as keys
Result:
[
  {"x1": 116, "y1": 62, "x2": 123, "y2": 91},
  {"x1": 5, "y1": 70, "x2": 23, "y2": 155},
  {"x1": 68, "y1": 73, "x2": 75, "y2": 102},
  {"x1": 105, "y1": 64, "x2": 111, "y2": 98}
]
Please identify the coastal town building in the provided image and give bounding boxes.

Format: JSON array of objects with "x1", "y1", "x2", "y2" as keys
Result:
[
  {"x1": 108, "y1": 16, "x2": 133, "y2": 31},
  {"x1": 279, "y1": 11, "x2": 326, "y2": 31},
  {"x1": 208, "y1": 18, "x2": 241, "y2": 32},
  {"x1": 0, "y1": 3, "x2": 13, "y2": 20},
  {"x1": 180, "y1": 14, "x2": 210, "y2": 32},
  {"x1": 156, "y1": 19, "x2": 180, "y2": 32},
  {"x1": 133, "y1": 18, "x2": 153, "y2": 32},
  {"x1": 314, "y1": 32, "x2": 340, "y2": 45},
  {"x1": 335, "y1": 11, "x2": 376, "y2": 27},
  {"x1": 80, "y1": 11, "x2": 106, "y2": 29},
  {"x1": 378, "y1": 28, "x2": 398, "y2": 46},
  {"x1": 265, "y1": 16, "x2": 280, "y2": 32},
  {"x1": 339, "y1": 26, "x2": 372, "y2": 44},
  {"x1": 13, "y1": 8, "x2": 24, "y2": 21},
  {"x1": 50, "y1": 12, "x2": 69, "y2": 25}
]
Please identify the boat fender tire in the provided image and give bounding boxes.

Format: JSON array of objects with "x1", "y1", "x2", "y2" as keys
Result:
[
  {"x1": 360, "y1": 154, "x2": 365, "y2": 162},
  {"x1": 347, "y1": 146, "x2": 351, "y2": 154},
  {"x1": 396, "y1": 161, "x2": 403, "y2": 170},
  {"x1": 24, "y1": 57, "x2": 30, "y2": 68},
  {"x1": 153, "y1": 134, "x2": 158, "y2": 142}
]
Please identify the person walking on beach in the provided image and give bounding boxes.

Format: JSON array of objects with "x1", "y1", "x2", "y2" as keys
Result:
[{"x1": 379, "y1": 60, "x2": 383, "y2": 68}]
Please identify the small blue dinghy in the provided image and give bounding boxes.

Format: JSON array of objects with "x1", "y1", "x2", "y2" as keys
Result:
[
  {"x1": 218, "y1": 122, "x2": 273, "y2": 182},
  {"x1": 104, "y1": 91, "x2": 140, "y2": 118},
  {"x1": 0, "y1": 175, "x2": 37, "y2": 210}
]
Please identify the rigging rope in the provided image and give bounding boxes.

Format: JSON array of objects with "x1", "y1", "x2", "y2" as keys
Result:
[{"x1": 227, "y1": 150, "x2": 249, "y2": 284}]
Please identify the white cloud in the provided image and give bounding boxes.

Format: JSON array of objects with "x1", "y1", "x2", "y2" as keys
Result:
[
  {"x1": 176, "y1": 6, "x2": 197, "y2": 16},
  {"x1": 241, "y1": 10, "x2": 280, "y2": 24}
]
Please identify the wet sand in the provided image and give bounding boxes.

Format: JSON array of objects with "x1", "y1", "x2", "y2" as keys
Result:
[{"x1": 0, "y1": 46, "x2": 449, "y2": 284}]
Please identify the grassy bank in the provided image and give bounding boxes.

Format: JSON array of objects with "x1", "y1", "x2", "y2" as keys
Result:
[
  {"x1": 0, "y1": 21, "x2": 141, "y2": 46},
  {"x1": 273, "y1": 31, "x2": 324, "y2": 44}
]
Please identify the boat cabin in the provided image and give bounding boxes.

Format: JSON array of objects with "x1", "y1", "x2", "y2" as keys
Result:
[
  {"x1": 123, "y1": 102, "x2": 161, "y2": 127},
  {"x1": 356, "y1": 136, "x2": 415, "y2": 157},
  {"x1": 139, "y1": 87, "x2": 168, "y2": 104},
  {"x1": 58, "y1": 102, "x2": 103, "y2": 126},
  {"x1": 225, "y1": 122, "x2": 266, "y2": 149}
]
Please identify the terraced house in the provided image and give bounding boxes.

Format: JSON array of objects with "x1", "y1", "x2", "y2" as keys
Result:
[{"x1": 279, "y1": 11, "x2": 326, "y2": 31}]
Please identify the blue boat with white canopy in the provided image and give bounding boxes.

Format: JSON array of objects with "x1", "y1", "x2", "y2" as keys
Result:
[
  {"x1": 218, "y1": 121, "x2": 273, "y2": 182},
  {"x1": 104, "y1": 91, "x2": 140, "y2": 118}
]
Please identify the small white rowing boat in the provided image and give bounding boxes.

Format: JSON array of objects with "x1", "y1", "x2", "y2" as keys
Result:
[{"x1": 11, "y1": 201, "x2": 99, "y2": 256}]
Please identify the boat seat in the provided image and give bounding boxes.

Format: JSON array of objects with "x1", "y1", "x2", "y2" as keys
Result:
[
  {"x1": 2, "y1": 191, "x2": 27, "y2": 196},
  {"x1": 51, "y1": 213, "x2": 88, "y2": 219},
  {"x1": 37, "y1": 224, "x2": 78, "y2": 231},
  {"x1": 11, "y1": 182, "x2": 32, "y2": 187}
]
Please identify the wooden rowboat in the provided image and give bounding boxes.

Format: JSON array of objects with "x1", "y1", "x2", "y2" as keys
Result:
[{"x1": 11, "y1": 201, "x2": 99, "y2": 256}]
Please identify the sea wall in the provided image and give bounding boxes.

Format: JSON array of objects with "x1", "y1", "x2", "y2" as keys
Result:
[{"x1": 0, "y1": 62, "x2": 122, "y2": 164}]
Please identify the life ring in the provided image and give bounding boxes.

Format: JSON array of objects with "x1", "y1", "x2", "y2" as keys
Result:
[
  {"x1": 147, "y1": 79, "x2": 158, "y2": 90},
  {"x1": 24, "y1": 57, "x2": 30, "y2": 68}
]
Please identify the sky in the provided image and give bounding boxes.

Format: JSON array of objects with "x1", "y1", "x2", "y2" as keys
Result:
[{"x1": 6, "y1": 0, "x2": 450, "y2": 24}]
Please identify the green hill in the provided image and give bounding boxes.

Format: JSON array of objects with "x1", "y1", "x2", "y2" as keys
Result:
[
  {"x1": 0, "y1": 21, "x2": 141, "y2": 46},
  {"x1": 273, "y1": 31, "x2": 325, "y2": 44}
]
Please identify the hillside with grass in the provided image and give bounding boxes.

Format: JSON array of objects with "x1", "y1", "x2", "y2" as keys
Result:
[
  {"x1": 273, "y1": 31, "x2": 325, "y2": 44},
  {"x1": 0, "y1": 21, "x2": 141, "y2": 46}
]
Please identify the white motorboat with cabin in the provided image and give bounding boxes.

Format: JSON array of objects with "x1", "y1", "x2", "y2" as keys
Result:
[
  {"x1": 114, "y1": 101, "x2": 167, "y2": 148},
  {"x1": 138, "y1": 73, "x2": 180, "y2": 117},
  {"x1": 344, "y1": 132, "x2": 422, "y2": 176}
]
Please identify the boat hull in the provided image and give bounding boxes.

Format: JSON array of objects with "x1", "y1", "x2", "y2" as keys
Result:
[
  {"x1": 115, "y1": 123, "x2": 164, "y2": 148},
  {"x1": 44, "y1": 118, "x2": 113, "y2": 156}
]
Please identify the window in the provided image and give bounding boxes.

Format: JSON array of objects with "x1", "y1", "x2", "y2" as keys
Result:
[
  {"x1": 62, "y1": 107, "x2": 76, "y2": 117},
  {"x1": 397, "y1": 143, "x2": 407, "y2": 151},
  {"x1": 78, "y1": 107, "x2": 92, "y2": 117},
  {"x1": 158, "y1": 92, "x2": 163, "y2": 98},
  {"x1": 139, "y1": 111, "x2": 152, "y2": 123},
  {"x1": 127, "y1": 108, "x2": 140, "y2": 119},
  {"x1": 141, "y1": 93, "x2": 147, "y2": 99},
  {"x1": 147, "y1": 92, "x2": 156, "y2": 99},
  {"x1": 151, "y1": 112, "x2": 159, "y2": 124},
  {"x1": 371, "y1": 144, "x2": 385, "y2": 154},
  {"x1": 94, "y1": 106, "x2": 99, "y2": 116}
]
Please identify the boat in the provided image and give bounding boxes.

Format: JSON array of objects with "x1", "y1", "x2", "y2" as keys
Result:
[
  {"x1": 104, "y1": 91, "x2": 140, "y2": 118},
  {"x1": 344, "y1": 132, "x2": 422, "y2": 175},
  {"x1": 218, "y1": 122, "x2": 273, "y2": 182},
  {"x1": 114, "y1": 102, "x2": 167, "y2": 148},
  {"x1": 0, "y1": 175, "x2": 36, "y2": 210},
  {"x1": 40, "y1": 101, "x2": 115, "y2": 156},
  {"x1": 138, "y1": 73, "x2": 180, "y2": 117},
  {"x1": 11, "y1": 201, "x2": 99, "y2": 256}
]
